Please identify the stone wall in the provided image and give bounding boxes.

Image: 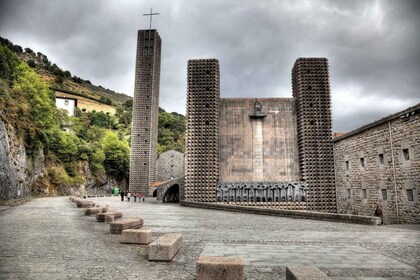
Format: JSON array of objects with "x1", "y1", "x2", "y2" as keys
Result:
[
  {"x1": 219, "y1": 98, "x2": 301, "y2": 182},
  {"x1": 156, "y1": 150, "x2": 184, "y2": 182},
  {"x1": 334, "y1": 104, "x2": 420, "y2": 224}
]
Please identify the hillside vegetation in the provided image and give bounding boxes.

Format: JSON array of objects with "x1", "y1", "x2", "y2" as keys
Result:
[{"x1": 0, "y1": 37, "x2": 185, "y2": 196}]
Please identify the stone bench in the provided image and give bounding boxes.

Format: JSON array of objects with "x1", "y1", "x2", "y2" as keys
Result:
[
  {"x1": 121, "y1": 229, "x2": 152, "y2": 244},
  {"x1": 110, "y1": 218, "x2": 144, "y2": 234},
  {"x1": 148, "y1": 233, "x2": 182, "y2": 261},
  {"x1": 84, "y1": 206, "x2": 109, "y2": 216},
  {"x1": 286, "y1": 266, "x2": 330, "y2": 280},
  {"x1": 96, "y1": 211, "x2": 123, "y2": 222},
  {"x1": 77, "y1": 200, "x2": 96, "y2": 208},
  {"x1": 196, "y1": 256, "x2": 244, "y2": 280}
]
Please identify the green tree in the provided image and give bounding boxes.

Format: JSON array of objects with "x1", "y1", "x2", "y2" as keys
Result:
[{"x1": 101, "y1": 131, "x2": 130, "y2": 180}]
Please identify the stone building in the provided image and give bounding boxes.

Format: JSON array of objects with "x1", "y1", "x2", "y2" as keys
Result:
[
  {"x1": 156, "y1": 150, "x2": 185, "y2": 182},
  {"x1": 184, "y1": 58, "x2": 336, "y2": 212},
  {"x1": 333, "y1": 104, "x2": 420, "y2": 224},
  {"x1": 129, "y1": 29, "x2": 161, "y2": 194}
]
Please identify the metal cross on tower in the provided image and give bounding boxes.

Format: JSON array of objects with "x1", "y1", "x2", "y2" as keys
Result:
[{"x1": 143, "y1": 8, "x2": 159, "y2": 30}]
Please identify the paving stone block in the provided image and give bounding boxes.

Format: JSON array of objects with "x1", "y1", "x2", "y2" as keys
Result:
[
  {"x1": 196, "y1": 256, "x2": 244, "y2": 280},
  {"x1": 121, "y1": 229, "x2": 152, "y2": 244},
  {"x1": 286, "y1": 266, "x2": 331, "y2": 280},
  {"x1": 148, "y1": 233, "x2": 182, "y2": 261},
  {"x1": 110, "y1": 218, "x2": 144, "y2": 234}
]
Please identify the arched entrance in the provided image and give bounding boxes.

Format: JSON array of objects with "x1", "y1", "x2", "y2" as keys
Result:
[
  {"x1": 163, "y1": 184, "x2": 179, "y2": 203},
  {"x1": 152, "y1": 189, "x2": 157, "y2": 197}
]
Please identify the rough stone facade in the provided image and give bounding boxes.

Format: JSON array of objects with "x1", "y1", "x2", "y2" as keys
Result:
[
  {"x1": 219, "y1": 98, "x2": 300, "y2": 182},
  {"x1": 184, "y1": 58, "x2": 335, "y2": 212},
  {"x1": 292, "y1": 58, "x2": 336, "y2": 212},
  {"x1": 129, "y1": 29, "x2": 161, "y2": 195},
  {"x1": 185, "y1": 59, "x2": 220, "y2": 202},
  {"x1": 156, "y1": 150, "x2": 184, "y2": 182},
  {"x1": 334, "y1": 104, "x2": 420, "y2": 224}
]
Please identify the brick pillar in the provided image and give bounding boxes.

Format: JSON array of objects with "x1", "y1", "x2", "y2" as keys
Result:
[
  {"x1": 185, "y1": 59, "x2": 220, "y2": 202},
  {"x1": 292, "y1": 58, "x2": 336, "y2": 212}
]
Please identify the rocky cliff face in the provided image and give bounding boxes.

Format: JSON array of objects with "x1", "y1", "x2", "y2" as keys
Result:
[
  {"x1": 0, "y1": 120, "x2": 127, "y2": 200},
  {"x1": 0, "y1": 120, "x2": 39, "y2": 200}
]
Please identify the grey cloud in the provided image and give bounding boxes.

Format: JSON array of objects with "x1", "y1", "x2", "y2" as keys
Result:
[{"x1": 1, "y1": 0, "x2": 419, "y2": 132}]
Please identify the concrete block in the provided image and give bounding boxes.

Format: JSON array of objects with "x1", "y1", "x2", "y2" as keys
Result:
[
  {"x1": 96, "y1": 211, "x2": 123, "y2": 222},
  {"x1": 121, "y1": 229, "x2": 152, "y2": 244},
  {"x1": 148, "y1": 233, "x2": 182, "y2": 261},
  {"x1": 196, "y1": 256, "x2": 244, "y2": 280},
  {"x1": 84, "y1": 206, "x2": 108, "y2": 216},
  {"x1": 110, "y1": 218, "x2": 143, "y2": 234},
  {"x1": 77, "y1": 200, "x2": 95, "y2": 208},
  {"x1": 286, "y1": 266, "x2": 330, "y2": 280}
]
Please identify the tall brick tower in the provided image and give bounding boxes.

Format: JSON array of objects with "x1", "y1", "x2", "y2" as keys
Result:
[
  {"x1": 185, "y1": 59, "x2": 220, "y2": 202},
  {"x1": 292, "y1": 58, "x2": 336, "y2": 212},
  {"x1": 129, "y1": 29, "x2": 162, "y2": 194}
]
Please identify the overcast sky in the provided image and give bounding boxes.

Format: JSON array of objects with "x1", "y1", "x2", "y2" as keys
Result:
[{"x1": 0, "y1": 0, "x2": 419, "y2": 131}]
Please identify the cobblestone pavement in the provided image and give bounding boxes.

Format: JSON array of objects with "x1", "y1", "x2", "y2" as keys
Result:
[{"x1": 0, "y1": 197, "x2": 419, "y2": 280}]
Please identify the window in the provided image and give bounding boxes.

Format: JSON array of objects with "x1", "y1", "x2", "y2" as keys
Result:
[
  {"x1": 306, "y1": 70, "x2": 311, "y2": 74},
  {"x1": 347, "y1": 189, "x2": 351, "y2": 199},
  {"x1": 144, "y1": 163, "x2": 147, "y2": 166},
  {"x1": 360, "y1": 157, "x2": 365, "y2": 169},
  {"x1": 206, "y1": 70, "x2": 210, "y2": 74},
  {"x1": 310, "y1": 120, "x2": 315, "y2": 125},
  {"x1": 64, "y1": 100, "x2": 69, "y2": 106},
  {"x1": 407, "y1": 189, "x2": 414, "y2": 201},
  {"x1": 379, "y1": 154, "x2": 384, "y2": 165},
  {"x1": 382, "y1": 189, "x2": 388, "y2": 200},
  {"x1": 362, "y1": 189, "x2": 367, "y2": 199},
  {"x1": 206, "y1": 86, "x2": 210, "y2": 91},
  {"x1": 308, "y1": 85, "x2": 312, "y2": 90},
  {"x1": 144, "y1": 151, "x2": 147, "y2": 154},
  {"x1": 205, "y1": 121, "x2": 210, "y2": 125},
  {"x1": 309, "y1": 103, "x2": 313, "y2": 108},
  {"x1": 345, "y1": 161, "x2": 349, "y2": 172},
  {"x1": 205, "y1": 103, "x2": 210, "y2": 108},
  {"x1": 403, "y1": 148, "x2": 410, "y2": 161}
]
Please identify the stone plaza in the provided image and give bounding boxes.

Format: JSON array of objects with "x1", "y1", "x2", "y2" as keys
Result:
[{"x1": 0, "y1": 197, "x2": 419, "y2": 279}]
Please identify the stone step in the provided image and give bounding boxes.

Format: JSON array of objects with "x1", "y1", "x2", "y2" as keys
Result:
[
  {"x1": 196, "y1": 256, "x2": 244, "y2": 280},
  {"x1": 121, "y1": 229, "x2": 152, "y2": 244},
  {"x1": 110, "y1": 218, "x2": 144, "y2": 234},
  {"x1": 148, "y1": 233, "x2": 182, "y2": 261}
]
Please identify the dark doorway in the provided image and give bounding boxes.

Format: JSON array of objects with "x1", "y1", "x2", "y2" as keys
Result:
[
  {"x1": 163, "y1": 184, "x2": 179, "y2": 203},
  {"x1": 152, "y1": 189, "x2": 157, "y2": 197}
]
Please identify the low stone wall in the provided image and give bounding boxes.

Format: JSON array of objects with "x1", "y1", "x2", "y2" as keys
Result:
[{"x1": 180, "y1": 201, "x2": 381, "y2": 225}]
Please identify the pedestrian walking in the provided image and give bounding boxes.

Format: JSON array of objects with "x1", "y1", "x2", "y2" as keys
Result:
[
  {"x1": 133, "y1": 191, "x2": 137, "y2": 203},
  {"x1": 127, "y1": 191, "x2": 131, "y2": 202},
  {"x1": 120, "y1": 190, "x2": 124, "y2": 202}
]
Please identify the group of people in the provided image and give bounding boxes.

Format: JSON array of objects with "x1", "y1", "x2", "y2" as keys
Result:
[{"x1": 119, "y1": 190, "x2": 145, "y2": 203}]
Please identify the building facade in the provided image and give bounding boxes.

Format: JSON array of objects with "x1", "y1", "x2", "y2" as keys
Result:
[
  {"x1": 129, "y1": 29, "x2": 162, "y2": 194},
  {"x1": 334, "y1": 104, "x2": 420, "y2": 224},
  {"x1": 184, "y1": 58, "x2": 336, "y2": 212}
]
